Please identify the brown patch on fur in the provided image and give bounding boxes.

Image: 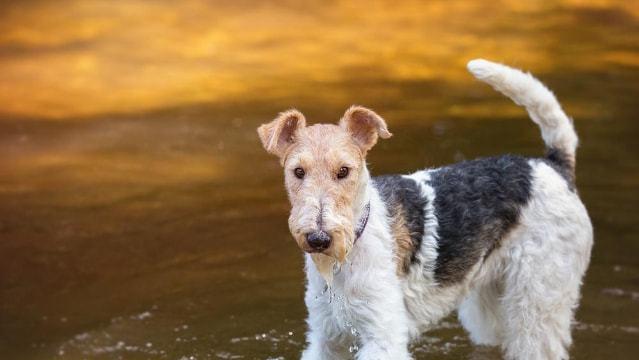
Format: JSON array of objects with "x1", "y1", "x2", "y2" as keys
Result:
[{"x1": 389, "y1": 203, "x2": 415, "y2": 276}]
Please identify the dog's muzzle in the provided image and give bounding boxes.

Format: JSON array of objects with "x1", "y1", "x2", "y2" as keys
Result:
[{"x1": 305, "y1": 230, "x2": 332, "y2": 251}]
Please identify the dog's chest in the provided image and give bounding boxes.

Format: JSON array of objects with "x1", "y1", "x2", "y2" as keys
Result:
[
  {"x1": 309, "y1": 266, "x2": 378, "y2": 337},
  {"x1": 321, "y1": 275, "x2": 364, "y2": 332}
]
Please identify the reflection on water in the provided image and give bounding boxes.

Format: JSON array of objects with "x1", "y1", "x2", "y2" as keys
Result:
[
  {"x1": 1, "y1": 0, "x2": 638, "y2": 119},
  {"x1": 0, "y1": 1, "x2": 638, "y2": 359}
]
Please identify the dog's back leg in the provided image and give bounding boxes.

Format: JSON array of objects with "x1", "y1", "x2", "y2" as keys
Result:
[
  {"x1": 459, "y1": 280, "x2": 504, "y2": 346},
  {"x1": 499, "y1": 235, "x2": 574, "y2": 359},
  {"x1": 496, "y1": 160, "x2": 593, "y2": 360},
  {"x1": 499, "y1": 223, "x2": 591, "y2": 360}
]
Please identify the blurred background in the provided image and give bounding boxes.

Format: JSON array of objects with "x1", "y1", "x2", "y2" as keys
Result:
[{"x1": 0, "y1": 0, "x2": 638, "y2": 359}]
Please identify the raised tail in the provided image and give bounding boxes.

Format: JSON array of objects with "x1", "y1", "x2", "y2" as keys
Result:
[{"x1": 467, "y1": 59, "x2": 578, "y2": 182}]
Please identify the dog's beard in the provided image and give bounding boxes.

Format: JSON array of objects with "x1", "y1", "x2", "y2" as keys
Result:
[
  {"x1": 310, "y1": 253, "x2": 336, "y2": 285},
  {"x1": 289, "y1": 206, "x2": 355, "y2": 285},
  {"x1": 310, "y1": 228, "x2": 354, "y2": 285}
]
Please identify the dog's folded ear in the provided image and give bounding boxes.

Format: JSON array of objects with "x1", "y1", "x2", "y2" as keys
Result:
[
  {"x1": 339, "y1": 105, "x2": 392, "y2": 153},
  {"x1": 257, "y1": 109, "x2": 306, "y2": 158}
]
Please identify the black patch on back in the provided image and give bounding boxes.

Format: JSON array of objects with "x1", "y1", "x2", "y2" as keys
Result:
[
  {"x1": 427, "y1": 155, "x2": 533, "y2": 285},
  {"x1": 373, "y1": 175, "x2": 427, "y2": 266},
  {"x1": 544, "y1": 147, "x2": 575, "y2": 190}
]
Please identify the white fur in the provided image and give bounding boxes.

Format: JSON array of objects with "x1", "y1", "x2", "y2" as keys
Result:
[
  {"x1": 302, "y1": 164, "x2": 592, "y2": 360},
  {"x1": 302, "y1": 180, "x2": 412, "y2": 360},
  {"x1": 467, "y1": 59, "x2": 578, "y2": 162},
  {"x1": 494, "y1": 161, "x2": 592, "y2": 359},
  {"x1": 300, "y1": 60, "x2": 593, "y2": 359}
]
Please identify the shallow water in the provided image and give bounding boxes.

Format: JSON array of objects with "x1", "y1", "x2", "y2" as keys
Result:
[{"x1": 1, "y1": 1, "x2": 638, "y2": 359}]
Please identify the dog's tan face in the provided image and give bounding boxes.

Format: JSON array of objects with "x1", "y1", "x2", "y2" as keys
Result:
[{"x1": 258, "y1": 106, "x2": 391, "y2": 268}]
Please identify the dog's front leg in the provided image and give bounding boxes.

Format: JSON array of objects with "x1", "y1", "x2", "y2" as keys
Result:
[
  {"x1": 301, "y1": 328, "x2": 349, "y2": 360},
  {"x1": 356, "y1": 342, "x2": 411, "y2": 360},
  {"x1": 348, "y1": 280, "x2": 413, "y2": 359},
  {"x1": 302, "y1": 301, "x2": 351, "y2": 360},
  {"x1": 302, "y1": 267, "x2": 351, "y2": 359},
  {"x1": 352, "y1": 308, "x2": 412, "y2": 360}
]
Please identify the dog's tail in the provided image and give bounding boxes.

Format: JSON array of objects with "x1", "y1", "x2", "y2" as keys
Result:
[{"x1": 467, "y1": 59, "x2": 578, "y2": 180}]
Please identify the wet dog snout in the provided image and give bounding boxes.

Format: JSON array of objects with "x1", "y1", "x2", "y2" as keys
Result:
[{"x1": 306, "y1": 231, "x2": 332, "y2": 251}]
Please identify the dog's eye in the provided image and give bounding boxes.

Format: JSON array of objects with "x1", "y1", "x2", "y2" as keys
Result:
[
  {"x1": 337, "y1": 167, "x2": 349, "y2": 179},
  {"x1": 294, "y1": 167, "x2": 305, "y2": 179}
]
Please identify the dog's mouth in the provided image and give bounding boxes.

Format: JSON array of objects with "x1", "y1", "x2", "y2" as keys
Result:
[
  {"x1": 305, "y1": 248, "x2": 325, "y2": 254},
  {"x1": 290, "y1": 226, "x2": 355, "y2": 285}
]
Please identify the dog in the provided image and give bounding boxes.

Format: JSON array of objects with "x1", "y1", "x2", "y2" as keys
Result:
[{"x1": 257, "y1": 59, "x2": 593, "y2": 360}]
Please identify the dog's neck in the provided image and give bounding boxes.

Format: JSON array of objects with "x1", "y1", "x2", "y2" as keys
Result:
[{"x1": 353, "y1": 165, "x2": 372, "y2": 224}]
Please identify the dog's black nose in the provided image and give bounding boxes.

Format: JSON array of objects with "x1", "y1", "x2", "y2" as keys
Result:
[{"x1": 306, "y1": 231, "x2": 332, "y2": 251}]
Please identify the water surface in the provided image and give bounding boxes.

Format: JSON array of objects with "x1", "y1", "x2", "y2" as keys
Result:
[{"x1": 0, "y1": 1, "x2": 638, "y2": 359}]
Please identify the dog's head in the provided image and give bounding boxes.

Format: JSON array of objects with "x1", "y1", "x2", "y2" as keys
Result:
[{"x1": 258, "y1": 106, "x2": 391, "y2": 268}]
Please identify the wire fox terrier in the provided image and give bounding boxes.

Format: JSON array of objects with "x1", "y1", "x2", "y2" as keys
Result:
[{"x1": 257, "y1": 59, "x2": 593, "y2": 359}]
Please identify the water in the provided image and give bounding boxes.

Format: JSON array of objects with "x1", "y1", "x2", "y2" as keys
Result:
[{"x1": 0, "y1": 1, "x2": 638, "y2": 359}]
